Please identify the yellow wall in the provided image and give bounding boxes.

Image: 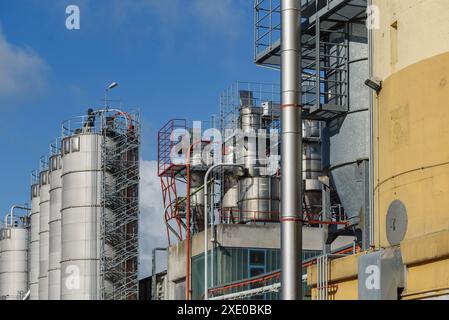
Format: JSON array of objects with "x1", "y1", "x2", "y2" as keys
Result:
[
  {"x1": 373, "y1": 0, "x2": 449, "y2": 81},
  {"x1": 309, "y1": 0, "x2": 449, "y2": 300},
  {"x1": 372, "y1": 0, "x2": 449, "y2": 299},
  {"x1": 310, "y1": 279, "x2": 358, "y2": 301},
  {"x1": 373, "y1": 0, "x2": 449, "y2": 247},
  {"x1": 374, "y1": 52, "x2": 449, "y2": 247}
]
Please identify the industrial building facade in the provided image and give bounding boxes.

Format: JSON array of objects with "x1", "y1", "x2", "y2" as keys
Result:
[
  {"x1": 155, "y1": 0, "x2": 449, "y2": 301},
  {"x1": 309, "y1": 0, "x2": 449, "y2": 300}
]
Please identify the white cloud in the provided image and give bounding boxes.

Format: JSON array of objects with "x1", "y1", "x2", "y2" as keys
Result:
[
  {"x1": 139, "y1": 160, "x2": 168, "y2": 279},
  {"x1": 0, "y1": 26, "x2": 48, "y2": 97},
  {"x1": 108, "y1": 0, "x2": 244, "y2": 39},
  {"x1": 190, "y1": 0, "x2": 244, "y2": 39}
]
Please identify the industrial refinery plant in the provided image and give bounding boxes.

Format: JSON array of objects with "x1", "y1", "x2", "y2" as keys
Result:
[
  {"x1": 1, "y1": 0, "x2": 449, "y2": 302},
  {"x1": 149, "y1": 0, "x2": 449, "y2": 301}
]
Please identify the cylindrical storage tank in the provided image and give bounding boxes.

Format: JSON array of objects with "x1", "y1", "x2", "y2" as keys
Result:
[
  {"x1": 48, "y1": 154, "x2": 62, "y2": 300},
  {"x1": 303, "y1": 120, "x2": 322, "y2": 210},
  {"x1": 61, "y1": 133, "x2": 103, "y2": 300},
  {"x1": 238, "y1": 176, "x2": 280, "y2": 223},
  {"x1": 322, "y1": 21, "x2": 369, "y2": 224},
  {"x1": 221, "y1": 141, "x2": 241, "y2": 224},
  {"x1": 0, "y1": 227, "x2": 28, "y2": 300},
  {"x1": 238, "y1": 107, "x2": 262, "y2": 175},
  {"x1": 29, "y1": 183, "x2": 40, "y2": 300},
  {"x1": 222, "y1": 175, "x2": 239, "y2": 223},
  {"x1": 190, "y1": 171, "x2": 205, "y2": 233},
  {"x1": 240, "y1": 106, "x2": 261, "y2": 133},
  {"x1": 303, "y1": 142, "x2": 322, "y2": 209},
  {"x1": 38, "y1": 169, "x2": 50, "y2": 300},
  {"x1": 373, "y1": 0, "x2": 449, "y2": 248}
]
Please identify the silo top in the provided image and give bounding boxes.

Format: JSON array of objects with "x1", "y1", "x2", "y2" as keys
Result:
[
  {"x1": 39, "y1": 170, "x2": 49, "y2": 187},
  {"x1": 49, "y1": 154, "x2": 62, "y2": 172},
  {"x1": 31, "y1": 184, "x2": 40, "y2": 199}
]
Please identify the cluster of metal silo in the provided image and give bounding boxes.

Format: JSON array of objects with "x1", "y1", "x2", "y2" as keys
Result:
[
  {"x1": 0, "y1": 206, "x2": 30, "y2": 300},
  {"x1": 29, "y1": 182, "x2": 40, "y2": 299},
  {"x1": 303, "y1": 120, "x2": 322, "y2": 214},
  {"x1": 219, "y1": 93, "x2": 281, "y2": 224},
  {"x1": 38, "y1": 169, "x2": 50, "y2": 299},
  {"x1": 60, "y1": 132, "x2": 104, "y2": 300},
  {"x1": 218, "y1": 91, "x2": 323, "y2": 225},
  {"x1": 48, "y1": 153, "x2": 62, "y2": 300},
  {"x1": 0, "y1": 108, "x2": 140, "y2": 300}
]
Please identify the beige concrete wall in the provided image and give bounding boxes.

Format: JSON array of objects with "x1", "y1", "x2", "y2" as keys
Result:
[
  {"x1": 373, "y1": 0, "x2": 449, "y2": 80},
  {"x1": 371, "y1": 0, "x2": 449, "y2": 300},
  {"x1": 373, "y1": 0, "x2": 449, "y2": 247}
]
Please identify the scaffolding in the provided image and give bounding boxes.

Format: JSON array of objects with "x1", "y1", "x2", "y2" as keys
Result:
[
  {"x1": 100, "y1": 110, "x2": 140, "y2": 300},
  {"x1": 218, "y1": 82, "x2": 281, "y2": 225},
  {"x1": 220, "y1": 81, "x2": 280, "y2": 134},
  {"x1": 158, "y1": 119, "x2": 188, "y2": 245},
  {"x1": 254, "y1": 0, "x2": 367, "y2": 120}
]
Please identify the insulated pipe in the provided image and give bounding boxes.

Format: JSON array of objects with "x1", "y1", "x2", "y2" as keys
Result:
[
  {"x1": 368, "y1": 0, "x2": 375, "y2": 248},
  {"x1": 203, "y1": 163, "x2": 243, "y2": 300},
  {"x1": 5, "y1": 205, "x2": 31, "y2": 227},
  {"x1": 152, "y1": 248, "x2": 167, "y2": 300},
  {"x1": 280, "y1": 0, "x2": 303, "y2": 300},
  {"x1": 185, "y1": 140, "x2": 209, "y2": 300}
]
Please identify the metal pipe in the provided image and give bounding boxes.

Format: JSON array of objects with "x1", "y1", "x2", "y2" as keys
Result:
[
  {"x1": 203, "y1": 163, "x2": 243, "y2": 300},
  {"x1": 280, "y1": 0, "x2": 302, "y2": 300},
  {"x1": 152, "y1": 248, "x2": 167, "y2": 300},
  {"x1": 22, "y1": 290, "x2": 31, "y2": 300},
  {"x1": 186, "y1": 161, "x2": 192, "y2": 300},
  {"x1": 5, "y1": 204, "x2": 31, "y2": 227},
  {"x1": 368, "y1": 0, "x2": 375, "y2": 248},
  {"x1": 186, "y1": 140, "x2": 209, "y2": 300}
]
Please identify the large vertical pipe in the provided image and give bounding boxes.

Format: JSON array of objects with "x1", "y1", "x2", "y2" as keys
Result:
[{"x1": 280, "y1": 0, "x2": 302, "y2": 300}]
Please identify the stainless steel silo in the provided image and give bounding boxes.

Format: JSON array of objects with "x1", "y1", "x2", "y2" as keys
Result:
[
  {"x1": 60, "y1": 109, "x2": 140, "y2": 300},
  {"x1": 0, "y1": 220, "x2": 29, "y2": 300},
  {"x1": 303, "y1": 120, "x2": 322, "y2": 212},
  {"x1": 61, "y1": 133, "x2": 104, "y2": 300},
  {"x1": 240, "y1": 106, "x2": 261, "y2": 133},
  {"x1": 238, "y1": 106, "x2": 261, "y2": 176},
  {"x1": 323, "y1": 22, "x2": 369, "y2": 225},
  {"x1": 222, "y1": 175, "x2": 239, "y2": 223},
  {"x1": 48, "y1": 154, "x2": 62, "y2": 300},
  {"x1": 38, "y1": 169, "x2": 50, "y2": 300},
  {"x1": 190, "y1": 171, "x2": 205, "y2": 233},
  {"x1": 221, "y1": 139, "x2": 240, "y2": 224},
  {"x1": 29, "y1": 183, "x2": 40, "y2": 300},
  {"x1": 238, "y1": 176, "x2": 280, "y2": 223}
]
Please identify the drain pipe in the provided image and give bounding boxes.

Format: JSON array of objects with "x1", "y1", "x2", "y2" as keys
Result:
[
  {"x1": 280, "y1": 0, "x2": 303, "y2": 300},
  {"x1": 203, "y1": 163, "x2": 243, "y2": 300}
]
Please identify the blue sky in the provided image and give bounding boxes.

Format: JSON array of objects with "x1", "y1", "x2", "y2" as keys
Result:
[{"x1": 0, "y1": 0, "x2": 278, "y2": 277}]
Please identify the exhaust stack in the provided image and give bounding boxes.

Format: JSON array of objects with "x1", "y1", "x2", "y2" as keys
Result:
[{"x1": 280, "y1": 0, "x2": 302, "y2": 300}]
